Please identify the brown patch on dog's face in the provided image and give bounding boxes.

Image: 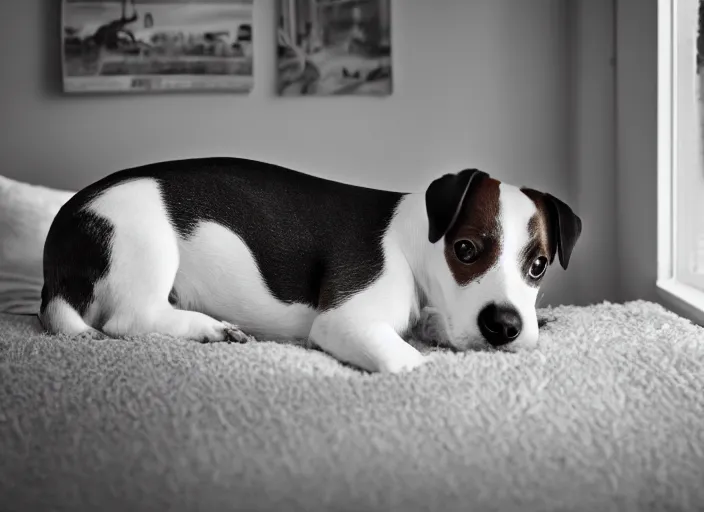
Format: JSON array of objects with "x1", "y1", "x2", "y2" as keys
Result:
[
  {"x1": 520, "y1": 189, "x2": 554, "y2": 286},
  {"x1": 443, "y1": 177, "x2": 502, "y2": 286}
]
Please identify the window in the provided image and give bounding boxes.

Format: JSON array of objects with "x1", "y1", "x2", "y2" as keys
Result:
[{"x1": 657, "y1": 0, "x2": 704, "y2": 323}]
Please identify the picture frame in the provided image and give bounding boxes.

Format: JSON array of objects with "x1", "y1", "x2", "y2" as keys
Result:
[
  {"x1": 61, "y1": 0, "x2": 254, "y2": 94},
  {"x1": 276, "y1": 0, "x2": 393, "y2": 97}
]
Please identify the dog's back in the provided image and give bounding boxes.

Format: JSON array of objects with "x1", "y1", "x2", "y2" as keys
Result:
[{"x1": 40, "y1": 157, "x2": 404, "y2": 340}]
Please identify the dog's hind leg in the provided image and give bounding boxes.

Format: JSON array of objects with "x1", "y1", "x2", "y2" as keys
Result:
[
  {"x1": 101, "y1": 305, "x2": 236, "y2": 343},
  {"x1": 88, "y1": 179, "x2": 233, "y2": 343}
]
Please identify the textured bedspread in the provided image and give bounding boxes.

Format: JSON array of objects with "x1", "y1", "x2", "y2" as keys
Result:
[{"x1": 1, "y1": 301, "x2": 703, "y2": 512}]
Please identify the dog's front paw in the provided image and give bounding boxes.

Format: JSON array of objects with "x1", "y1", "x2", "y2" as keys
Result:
[
  {"x1": 378, "y1": 351, "x2": 428, "y2": 374},
  {"x1": 222, "y1": 322, "x2": 256, "y2": 344},
  {"x1": 73, "y1": 328, "x2": 109, "y2": 342}
]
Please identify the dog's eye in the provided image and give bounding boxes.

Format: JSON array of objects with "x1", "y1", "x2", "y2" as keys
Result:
[
  {"x1": 529, "y1": 256, "x2": 548, "y2": 279},
  {"x1": 454, "y1": 240, "x2": 479, "y2": 264}
]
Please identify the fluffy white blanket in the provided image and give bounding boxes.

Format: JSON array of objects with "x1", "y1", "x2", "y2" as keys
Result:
[{"x1": 1, "y1": 300, "x2": 703, "y2": 512}]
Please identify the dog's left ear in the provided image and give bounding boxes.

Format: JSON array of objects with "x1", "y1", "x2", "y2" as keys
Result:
[
  {"x1": 543, "y1": 193, "x2": 582, "y2": 270},
  {"x1": 425, "y1": 169, "x2": 488, "y2": 243}
]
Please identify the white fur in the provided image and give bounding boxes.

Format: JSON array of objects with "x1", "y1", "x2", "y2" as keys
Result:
[
  {"x1": 82, "y1": 179, "x2": 230, "y2": 342},
  {"x1": 309, "y1": 207, "x2": 424, "y2": 373},
  {"x1": 42, "y1": 176, "x2": 542, "y2": 373},
  {"x1": 172, "y1": 221, "x2": 316, "y2": 341},
  {"x1": 41, "y1": 296, "x2": 96, "y2": 336},
  {"x1": 496, "y1": 184, "x2": 541, "y2": 348}
]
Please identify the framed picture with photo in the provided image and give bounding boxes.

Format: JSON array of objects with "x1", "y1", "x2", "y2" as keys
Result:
[
  {"x1": 61, "y1": 0, "x2": 254, "y2": 94},
  {"x1": 277, "y1": 0, "x2": 392, "y2": 97}
]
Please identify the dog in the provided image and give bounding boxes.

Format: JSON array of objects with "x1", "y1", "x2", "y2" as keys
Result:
[{"x1": 39, "y1": 158, "x2": 582, "y2": 373}]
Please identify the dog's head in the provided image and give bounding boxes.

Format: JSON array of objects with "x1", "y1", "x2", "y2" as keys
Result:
[{"x1": 423, "y1": 169, "x2": 582, "y2": 351}]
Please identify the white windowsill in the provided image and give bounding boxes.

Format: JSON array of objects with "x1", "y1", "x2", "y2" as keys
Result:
[{"x1": 656, "y1": 278, "x2": 704, "y2": 326}]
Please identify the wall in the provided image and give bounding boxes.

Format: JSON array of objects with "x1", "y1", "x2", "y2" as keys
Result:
[
  {"x1": 0, "y1": 0, "x2": 603, "y2": 307},
  {"x1": 615, "y1": 0, "x2": 659, "y2": 302},
  {"x1": 568, "y1": 0, "x2": 621, "y2": 306}
]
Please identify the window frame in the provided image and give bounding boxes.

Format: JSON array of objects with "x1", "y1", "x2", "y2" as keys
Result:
[{"x1": 656, "y1": 0, "x2": 704, "y2": 325}]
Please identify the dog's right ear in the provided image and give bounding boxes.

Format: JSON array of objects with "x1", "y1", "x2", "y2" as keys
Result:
[{"x1": 425, "y1": 169, "x2": 488, "y2": 243}]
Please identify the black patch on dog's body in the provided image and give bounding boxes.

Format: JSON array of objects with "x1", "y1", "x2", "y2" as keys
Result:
[
  {"x1": 41, "y1": 208, "x2": 114, "y2": 316},
  {"x1": 41, "y1": 158, "x2": 404, "y2": 314}
]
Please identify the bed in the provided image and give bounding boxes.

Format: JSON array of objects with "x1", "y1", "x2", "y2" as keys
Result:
[
  {"x1": 1, "y1": 176, "x2": 703, "y2": 512},
  {"x1": 1, "y1": 301, "x2": 703, "y2": 512}
]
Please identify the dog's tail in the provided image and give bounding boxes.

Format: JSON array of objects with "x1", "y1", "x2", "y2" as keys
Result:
[{"x1": 39, "y1": 289, "x2": 100, "y2": 337}]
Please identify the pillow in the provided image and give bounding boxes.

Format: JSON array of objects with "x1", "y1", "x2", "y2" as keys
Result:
[{"x1": 0, "y1": 176, "x2": 74, "y2": 315}]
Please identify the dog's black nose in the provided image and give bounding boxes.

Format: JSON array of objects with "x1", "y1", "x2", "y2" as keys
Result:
[{"x1": 478, "y1": 303, "x2": 522, "y2": 346}]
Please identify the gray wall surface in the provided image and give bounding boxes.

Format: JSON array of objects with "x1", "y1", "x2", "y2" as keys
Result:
[
  {"x1": 0, "y1": 0, "x2": 626, "y2": 307},
  {"x1": 616, "y1": 0, "x2": 659, "y2": 303}
]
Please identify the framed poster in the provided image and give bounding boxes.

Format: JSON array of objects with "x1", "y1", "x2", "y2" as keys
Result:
[
  {"x1": 277, "y1": 0, "x2": 392, "y2": 97},
  {"x1": 62, "y1": 0, "x2": 254, "y2": 94}
]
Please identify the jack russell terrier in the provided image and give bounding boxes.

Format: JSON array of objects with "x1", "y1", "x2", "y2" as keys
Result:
[{"x1": 39, "y1": 158, "x2": 582, "y2": 373}]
